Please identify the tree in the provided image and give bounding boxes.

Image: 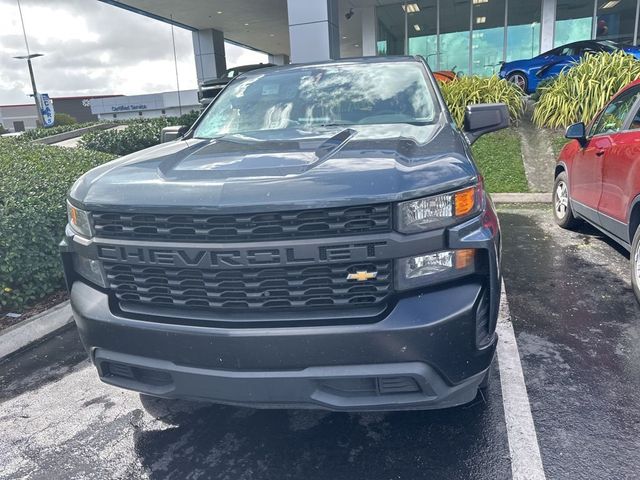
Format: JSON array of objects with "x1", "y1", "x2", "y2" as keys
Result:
[{"x1": 53, "y1": 113, "x2": 77, "y2": 126}]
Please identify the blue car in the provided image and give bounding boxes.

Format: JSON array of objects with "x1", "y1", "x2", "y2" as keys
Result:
[{"x1": 499, "y1": 40, "x2": 640, "y2": 94}]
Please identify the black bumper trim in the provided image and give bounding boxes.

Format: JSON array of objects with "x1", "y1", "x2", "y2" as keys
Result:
[{"x1": 95, "y1": 349, "x2": 491, "y2": 411}]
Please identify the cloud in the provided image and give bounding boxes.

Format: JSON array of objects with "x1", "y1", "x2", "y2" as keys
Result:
[{"x1": 0, "y1": 0, "x2": 268, "y2": 104}]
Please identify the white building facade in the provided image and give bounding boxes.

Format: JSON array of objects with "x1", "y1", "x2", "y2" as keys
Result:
[{"x1": 0, "y1": 104, "x2": 38, "y2": 132}]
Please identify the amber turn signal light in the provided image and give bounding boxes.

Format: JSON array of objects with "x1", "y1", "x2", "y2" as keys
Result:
[
  {"x1": 455, "y1": 249, "x2": 475, "y2": 270},
  {"x1": 454, "y1": 187, "x2": 476, "y2": 217}
]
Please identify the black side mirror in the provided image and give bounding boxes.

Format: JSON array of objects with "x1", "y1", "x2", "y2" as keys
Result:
[
  {"x1": 161, "y1": 125, "x2": 189, "y2": 143},
  {"x1": 463, "y1": 103, "x2": 510, "y2": 144},
  {"x1": 565, "y1": 122, "x2": 587, "y2": 147}
]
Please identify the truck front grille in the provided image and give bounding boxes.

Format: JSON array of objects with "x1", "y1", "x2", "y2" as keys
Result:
[
  {"x1": 93, "y1": 204, "x2": 392, "y2": 242},
  {"x1": 104, "y1": 261, "x2": 393, "y2": 314}
]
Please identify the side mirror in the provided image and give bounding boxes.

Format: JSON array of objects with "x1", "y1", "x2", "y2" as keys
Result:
[
  {"x1": 565, "y1": 122, "x2": 587, "y2": 147},
  {"x1": 463, "y1": 103, "x2": 510, "y2": 144},
  {"x1": 161, "y1": 125, "x2": 189, "y2": 143}
]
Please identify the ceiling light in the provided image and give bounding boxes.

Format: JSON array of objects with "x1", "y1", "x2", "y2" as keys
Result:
[
  {"x1": 413, "y1": 24, "x2": 421, "y2": 31},
  {"x1": 475, "y1": 16, "x2": 486, "y2": 24},
  {"x1": 354, "y1": 44, "x2": 360, "y2": 47},
  {"x1": 216, "y1": 10, "x2": 222, "y2": 14},
  {"x1": 244, "y1": 23, "x2": 249, "y2": 26},
  {"x1": 473, "y1": 0, "x2": 488, "y2": 4},
  {"x1": 601, "y1": 0, "x2": 620, "y2": 8},
  {"x1": 402, "y1": 3, "x2": 420, "y2": 13}
]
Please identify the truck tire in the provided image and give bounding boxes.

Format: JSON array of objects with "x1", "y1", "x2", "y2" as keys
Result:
[{"x1": 139, "y1": 394, "x2": 206, "y2": 422}]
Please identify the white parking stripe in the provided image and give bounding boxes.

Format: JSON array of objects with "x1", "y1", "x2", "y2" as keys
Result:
[{"x1": 497, "y1": 282, "x2": 546, "y2": 480}]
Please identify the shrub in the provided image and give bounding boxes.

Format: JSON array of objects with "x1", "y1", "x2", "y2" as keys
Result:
[
  {"x1": 19, "y1": 121, "x2": 102, "y2": 142},
  {"x1": 439, "y1": 75, "x2": 524, "y2": 128},
  {"x1": 0, "y1": 139, "x2": 115, "y2": 311},
  {"x1": 530, "y1": 78, "x2": 554, "y2": 102},
  {"x1": 533, "y1": 51, "x2": 640, "y2": 128},
  {"x1": 79, "y1": 110, "x2": 202, "y2": 156},
  {"x1": 80, "y1": 118, "x2": 171, "y2": 156},
  {"x1": 53, "y1": 113, "x2": 78, "y2": 126}
]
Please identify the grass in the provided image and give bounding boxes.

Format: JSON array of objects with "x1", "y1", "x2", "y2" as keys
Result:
[
  {"x1": 550, "y1": 131, "x2": 569, "y2": 157},
  {"x1": 471, "y1": 128, "x2": 529, "y2": 193}
]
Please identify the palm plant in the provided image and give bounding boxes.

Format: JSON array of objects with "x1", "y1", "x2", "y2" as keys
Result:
[
  {"x1": 533, "y1": 51, "x2": 640, "y2": 128},
  {"x1": 438, "y1": 75, "x2": 524, "y2": 128}
]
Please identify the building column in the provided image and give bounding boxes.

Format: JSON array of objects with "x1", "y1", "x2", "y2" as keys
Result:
[
  {"x1": 540, "y1": 0, "x2": 557, "y2": 53},
  {"x1": 268, "y1": 54, "x2": 290, "y2": 65},
  {"x1": 287, "y1": 0, "x2": 340, "y2": 63},
  {"x1": 192, "y1": 28, "x2": 226, "y2": 84},
  {"x1": 361, "y1": 5, "x2": 377, "y2": 57}
]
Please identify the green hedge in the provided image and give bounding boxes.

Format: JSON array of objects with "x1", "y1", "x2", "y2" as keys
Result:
[
  {"x1": 18, "y1": 122, "x2": 102, "y2": 142},
  {"x1": 0, "y1": 139, "x2": 115, "y2": 311},
  {"x1": 80, "y1": 110, "x2": 201, "y2": 156}
]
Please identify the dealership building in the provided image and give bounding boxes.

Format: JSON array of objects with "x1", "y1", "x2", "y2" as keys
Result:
[
  {"x1": 0, "y1": 95, "x2": 121, "y2": 132},
  {"x1": 89, "y1": 90, "x2": 200, "y2": 120},
  {"x1": 100, "y1": 0, "x2": 640, "y2": 78}
]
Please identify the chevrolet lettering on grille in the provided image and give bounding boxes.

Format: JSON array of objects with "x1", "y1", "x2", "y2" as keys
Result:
[{"x1": 96, "y1": 242, "x2": 388, "y2": 268}]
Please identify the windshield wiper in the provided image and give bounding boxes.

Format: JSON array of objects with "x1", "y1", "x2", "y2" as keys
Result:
[{"x1": 319, "y1": 122, "x2": 354, "y2": 127}]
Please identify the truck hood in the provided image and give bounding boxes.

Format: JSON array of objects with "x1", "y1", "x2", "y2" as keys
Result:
[{"x1": 70, "y1": 122, "x2": 478, "y2": 212}]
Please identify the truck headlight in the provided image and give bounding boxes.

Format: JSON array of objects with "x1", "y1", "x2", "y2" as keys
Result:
[
  {"x1": 397, "y1": 186, "x2": 480, "y2": 233},
  {"x1": 396, "y1": 249, "x2": 476, "y2": 290},
  {"x1": 67, "y1": 201, "x2": 93, "y2": 238},
  {"x1": 72, "y1": 254, "x2": 107, "y2": 288}
]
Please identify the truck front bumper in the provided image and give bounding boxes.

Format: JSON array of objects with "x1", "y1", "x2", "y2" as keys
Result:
[{"x1": 70, "y1": 276, "x2": 496, "y2": 412}]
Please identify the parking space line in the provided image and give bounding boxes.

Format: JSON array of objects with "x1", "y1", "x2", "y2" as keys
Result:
[{"x1": 497, "y1": 282, "x2": 546, "y2": 480}]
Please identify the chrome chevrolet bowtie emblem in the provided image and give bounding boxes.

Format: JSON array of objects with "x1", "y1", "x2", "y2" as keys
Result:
[{"x1": 347, "y1": 271, "x2": 378, "y2": 281}]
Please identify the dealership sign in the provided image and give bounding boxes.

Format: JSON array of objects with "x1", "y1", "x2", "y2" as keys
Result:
[
  {"x1": 38, "y1": 93, "x2": 55, "y2": 128},
  {"x1": 111, "y1": 104, "x2": 148, "y2": 112}
]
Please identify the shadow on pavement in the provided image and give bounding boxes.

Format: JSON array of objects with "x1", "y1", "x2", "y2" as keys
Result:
[{"x1": 132, "y1": 364, "x2": 510, "y2": 480}]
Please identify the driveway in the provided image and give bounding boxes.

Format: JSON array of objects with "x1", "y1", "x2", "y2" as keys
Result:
[{"x1": 1, "y1": 204, "x2": 639, "y2": 480}]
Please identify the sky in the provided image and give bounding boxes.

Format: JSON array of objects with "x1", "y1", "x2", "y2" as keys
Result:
[{"x1": 0, "y1": 0, "x2": 267, "y2": 105}]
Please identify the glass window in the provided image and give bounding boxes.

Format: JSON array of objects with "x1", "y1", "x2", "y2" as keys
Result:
[
  {"x1": 472, "y1": 0, "x2": 506, "y2": 75},
  {"x1": 376, "y1": 4, "x2": 406, "y2": 55},
  {"x1": 596, "y1": 0, "x2": 637, "y2": 44},
  {"x1": 193, "y1": 63, "x2": 440, "y2": 139},
  {"x1": 506, "y1": 0, "x2": 542, "y2": 61},
  {"x1": 629, "y1": 102, "x2": 640, "y2": 129},
  {"x1": 407, "y1": 1, "x2": 438, "y2": 70},
  {"x1": 591, "y1": 87, "x2": 640, "y2": 135},
  {"x1": 555, "y1": 0, "x2": 595, "y2": 47},
  {"x1": 440, "y1": 0, "x2": 471, "y2": 74}
]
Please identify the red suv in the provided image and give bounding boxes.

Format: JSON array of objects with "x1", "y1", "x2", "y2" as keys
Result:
[{"x1": 554, "y1": 79, "x2": 640, "y2": 300}]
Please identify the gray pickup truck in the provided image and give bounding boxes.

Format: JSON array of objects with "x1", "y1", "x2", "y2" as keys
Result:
[{"x1": 61, "y1": 56, "x2": 507, "y2": 412}]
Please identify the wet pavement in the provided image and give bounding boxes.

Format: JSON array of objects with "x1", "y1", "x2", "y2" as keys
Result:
[
  {"x1": 1, "y1": 204, "x2": 639, "y2": 479},
  {"x1": 500, "y1": 205, "x2": 640, "y2": 479}
]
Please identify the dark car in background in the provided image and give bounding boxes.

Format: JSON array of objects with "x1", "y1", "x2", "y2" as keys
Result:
[
  {"x1": 61, "y1": 56, "x2": 509, "y2": 412},
  {"x1": 500, "y1": 40, "x2": 640, "y2": 94},
  {"x1": 198, "y1": 63, "x2": 275, "y2": 105},
  {"x1": 554, "y1": 79, "x2": 640, "y2": 301}
]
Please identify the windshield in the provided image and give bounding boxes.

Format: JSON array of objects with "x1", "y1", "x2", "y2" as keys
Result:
[
  {"x1": 595, "y1": 40, "x2": 620, "y2": 51},
  {"x1": 193, "y1": 62, "x2": 439, "y2": 138}
]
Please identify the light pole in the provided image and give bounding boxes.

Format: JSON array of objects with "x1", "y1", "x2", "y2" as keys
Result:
[{"x1": 13, "y1": 53, "x2": 44, "y2": 126}]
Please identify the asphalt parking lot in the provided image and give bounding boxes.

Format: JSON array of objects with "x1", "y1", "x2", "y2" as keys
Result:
[{"x1": 1, "y1": 204, "x2": 639, "y2": 480}]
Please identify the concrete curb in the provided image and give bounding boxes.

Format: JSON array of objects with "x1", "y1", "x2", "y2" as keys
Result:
[
  {"x1": 0, "y1": 301, "x2": 73, "y2": 360},
  {"x1": 492, "y1": 193, "x2": 551, "y2": 204}
]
